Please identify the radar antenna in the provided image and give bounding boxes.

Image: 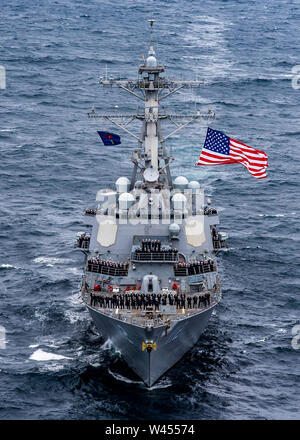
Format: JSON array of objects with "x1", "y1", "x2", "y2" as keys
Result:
[
  {"x1": 88, "y1": 21, "x2": 215, "y2": 189},
  {"x1": 148, "y1": 18, "x2": 155, "y2": 45}
]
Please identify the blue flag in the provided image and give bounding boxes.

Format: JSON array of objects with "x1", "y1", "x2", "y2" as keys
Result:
[{"x1": 97, "y1": 131, "x2": 121, "y2": 146}]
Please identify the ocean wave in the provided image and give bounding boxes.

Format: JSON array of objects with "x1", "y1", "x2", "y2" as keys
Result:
[
  {"x1": 258, "y1": 213, "x2": 287, "y2": 218},
  {"x1": 65, "y1": 293, "x2": 82, "y2": 306},
  {"x1": 29, "y1": 349, "x2": 72, "y2": 362},
  {"x1": 37, "y1": 364, "x2": 66, "y2": 372},
  {"x1": 147, "y1": 378, "x2": 173, "y2": 391},
  {"x1": 34, "y1": 310, "x2": 48, "y2": 322},
  {"x1": 64, "y1": 310, "x2": 86, "y2": 324},
  {"x1": 28, "y1": 335, "x2": 72, "y2": 350},
  {"x1": 0, "y1": 264, "x2": 18, "y2": 270},
  {"x1": 108, "y1": 369, "x2": 143, "y2": 385},
  {"x1": 101, "y1": 339, "x2": 113, "y2": 350}
]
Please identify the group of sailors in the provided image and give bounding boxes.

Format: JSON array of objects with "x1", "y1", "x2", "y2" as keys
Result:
[
  {"x1": 140, "y1": 239, "x2": 162, "y2": 252},
  {"x1": 87, "y1": 257, "x2": 129, "y2": 275},
  {"x1": 135, "y1": 240, "x2": 178, "y2": 260},
  {"x1": 77, "y1": 233, "x2": 90, "y2": 249},
  {"x1": 204, "y1": 207, "x2": 218, "y2": 216},
  {"x1": 211, "y1": 226, "x2": 219, "y2": 241},
  {"x1": 211, "y1": 226, "x2": 223, "y2": 250},
  {"x1": 85, "y1": 208, "x2": 97, "y2": 215},
  {"x1": 174, "y1": 259, "x2": 215, "y2": 276},
  {"x1": 90, "y1": 291, "x2": 211, "y2": 310}
]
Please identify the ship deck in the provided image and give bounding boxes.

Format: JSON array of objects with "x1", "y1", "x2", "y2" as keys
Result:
[{"x1": 81, "y1": 288, "x2": 221, "y2": 329}]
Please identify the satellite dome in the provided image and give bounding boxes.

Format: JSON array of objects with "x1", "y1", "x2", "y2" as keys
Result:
[
  {"x1": 115, "y1": 176, "x2": 130, "y2": 193},
  {"x1": 146, "y1": 55, "x2": 158, "y2": 68},
  {"x1": 174, "y1": 176, "x2": 189, "y2": 191},
  {"x1": 119, "y1": 192, "x2": 135, "y2": 210},
  {"x1": 169, "y1": 223, "x2": 180, "y2": 237},
  {"x1": 188, "y1": 180, "x2": 200, "y2": 193},
  {"x1": 172, "y1": 193, "x2": 187, "y2": 210}
]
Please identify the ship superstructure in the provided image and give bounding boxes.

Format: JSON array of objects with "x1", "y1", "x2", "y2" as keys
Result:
[{"x1": 77, "y1": 21, "x2": 227, "y2": 386}]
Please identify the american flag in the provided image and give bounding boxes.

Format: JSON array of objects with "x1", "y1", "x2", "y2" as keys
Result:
[{"x1": 197, "y1": 127, "x2": 269, "y2": 179}]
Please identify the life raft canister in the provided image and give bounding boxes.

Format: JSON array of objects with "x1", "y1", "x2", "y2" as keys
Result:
[
  {"x1": 172, "y1": 282, "x2": 179, "y2": 290},
  {"x1": 94, "y1": 284, "x2": 101, "y2": 291}
]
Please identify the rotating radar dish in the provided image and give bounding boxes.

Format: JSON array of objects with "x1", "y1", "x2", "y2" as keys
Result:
[{"x1": 143, "y1": 167, "x2": 159, "y2": 183}]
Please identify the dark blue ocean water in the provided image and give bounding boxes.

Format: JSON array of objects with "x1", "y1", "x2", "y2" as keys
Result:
[{"x1": 0, "y1": 0, "x2": 299, "y2": 420}]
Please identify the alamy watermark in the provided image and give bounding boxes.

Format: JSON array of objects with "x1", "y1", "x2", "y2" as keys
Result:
[
  {"x1": 291, "y1": 324, "x2": 300, "y2": 350},
  {"x1": 0, "y1": 65, "x2": 6, "y2": 89},
  {"x1": 95, "y1": 187, "x2": 205, "y2": 226},
  {"x1": 291, "y1": 65, "x2": 300, "y2": 90},
  {"x1": 0, "y1": 325, "x2": 6, "y2": 349}
]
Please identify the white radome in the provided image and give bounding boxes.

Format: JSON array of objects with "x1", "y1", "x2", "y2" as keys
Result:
[
  {"x1": 146, "y1": 55, "x2": 158, "y2": 67},
  {"x1": 115, "y1": 176, "x2": 130, "y2": 193},
  {"x1": 172, "y1": 193, "x2": 187, "y2": 210},
  {"x1": 174, "y1": 176, "x2": 189, "y2": 191},
  {"x1": 169, "y1": 223, "x2": 181, "y2": 237},
  {"x1": 119, "y1": 192, "x2": 135, "y2": 210}
]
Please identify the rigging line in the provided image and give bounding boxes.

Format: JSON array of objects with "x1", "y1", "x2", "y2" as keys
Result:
[
  {"x1": 104, "y1": 115, "x2": 142, "y2": 142},
  {"x1": 119, "y1": 85, "x2": 145, "y2": 101}
]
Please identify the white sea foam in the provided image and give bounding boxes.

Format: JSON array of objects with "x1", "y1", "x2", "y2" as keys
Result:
[
  {"x1": 66, "y1": 267, "x2": 82, "y2": 275},
  {"x1": 147, "y1": 378, "x2": 173, "y2": 391},
  {"x1": 34, "y1": 310, "x2": 47, "y2": 322},
  {"x1": 182, "y1": 16, "x2": 234, "y2": 80},
  {"x1": 257, "y1": 338, "x2": 266, "y2": 343},
  {"x1": 108, "y1": 369, "x2": 143, "y2": 385},
  {"x1": 258, "y1": 213, "x2": 285, "y2": 217},
  {"x1": 109, "y1": 369, "x2": 173, "y2": 389},
  {"x1": 101, "y1": 339, "x2": 113, "y2": 350},
  {"x1": 101, "y1": 339, "x2": 121, "y2": 355},
  {"x1": 33, "y1": 256, "x2": 74, "y2": 265},
  {"x1": 39, "y1": 364, "x2": 65, "y2": 372},
  {"x1": 29, "y1": 336, "x2": 70, "y2": 350},
  {"x1": 0, "y1": 264, "x2": 17, "y2": 269},
  {"x1": 29, "y1": 349, "x2": 72, "y2": 361},
  {"x1": 64, "y1": 310, "x2": 86, "y2": 324},
  {"x1": 76, "y1": 345, "x2": 83, "y2": 353},
  {"x1": 66, "y1": 293, "x2": 82, "y2": 306}
]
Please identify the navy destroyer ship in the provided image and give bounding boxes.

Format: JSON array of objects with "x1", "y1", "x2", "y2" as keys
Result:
[{"x1": 77, "y1": 21, "x2": 227, "y2": 387}]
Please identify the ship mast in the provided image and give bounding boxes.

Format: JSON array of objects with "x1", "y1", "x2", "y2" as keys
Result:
[{"x1": 88, "y1": 20, "x2": 215, "y2": 190}]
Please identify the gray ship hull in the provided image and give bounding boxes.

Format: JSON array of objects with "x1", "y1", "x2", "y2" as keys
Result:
[{"x1": 86, "y1": 304, "x2": 215, "y2": 386}]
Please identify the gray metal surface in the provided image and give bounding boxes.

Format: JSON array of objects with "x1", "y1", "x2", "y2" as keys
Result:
[{"x1": 86, "y1": 302, "x2": 215, "y2": 387}]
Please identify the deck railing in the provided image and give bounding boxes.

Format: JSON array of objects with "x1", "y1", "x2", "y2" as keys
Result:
[
  {"x1": 132, "y1": 251, "x2": 179, "y2": 262},
  {"x1": 76, "y1": 239, "x2": 90, "y2": 249},
  {"x1": 87, "y1": 263, "x2": 129, "y2": 276},
  {"x1": 173, "y1": 261, "x2": 216, "y2": 276},
  {"x1": 213, "y1": 239, "x2": 227, "y2": 249},
  {"x1": 81, "y1": 287, "x2": 221, "y2": 328}
]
